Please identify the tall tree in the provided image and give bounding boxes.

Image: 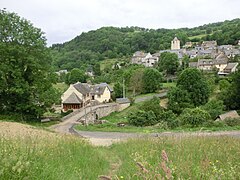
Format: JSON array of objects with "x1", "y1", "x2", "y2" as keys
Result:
[
  {"x1": 0, "y1": 9, "x2": 59, "y2": 119},
  {"x1": 66, "y1": 68, "x2": 87, "y2": 84},
  {"x1": 143, "y1": 68, "x2": 163, "y2": 93},
  {"x1": 129, "y1": 68, "x2": 145, "y2": 96},
  {"x1": 177, "y1": 68, "x2": 210, "y2": 106},
  {"x1": 158, "y1": 52, "x2": 179, "y2": 75}
]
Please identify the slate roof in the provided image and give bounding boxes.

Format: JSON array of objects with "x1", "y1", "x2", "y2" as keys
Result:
[
  {"x1": 198, "y1": 59, "x2": 214, "y2": 66},
  {"x1": 73, "y1": 83, "x2": 90, "y2": 95},
  {"x1": 91, "y1": 83, "x2": 113, "y2": 95},
  {"x1": 218, "y1": 111, "x2": 240, "y2": 121},
  {"x1": 63, "y1": 92, "x2": 82, "y2": 104},
  {"x1": 224, "y1": 63, "x2": 238, "y2": 70},
  {"x1": 189, "y1": 62, "x2": 198, "y2": 68}
]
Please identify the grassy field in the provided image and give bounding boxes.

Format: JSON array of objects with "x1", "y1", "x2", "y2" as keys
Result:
[
  {"x1": 1, "y1": 122, "x2": 240, "y2": 179},
  {"x1": 110, "y1": 136, "x2": 240, "y2": 179},
  {"x1": 0, "y1": 122, "x2": 110, "y2": 179}
]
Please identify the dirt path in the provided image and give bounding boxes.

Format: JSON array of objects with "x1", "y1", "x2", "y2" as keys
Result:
[{"x1": 73, "y1": 129, "x2": 240, "y2": 146}]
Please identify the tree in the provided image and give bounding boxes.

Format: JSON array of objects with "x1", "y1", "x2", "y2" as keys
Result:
[
  {"x1": 178, "y1": 108, "x2": 211, "y2": 127},
  {"x1": 143, "y1": 68, "x2": 163, "y2": 93},
  {"x1": 128, "y1": 110, "x2": 157, "y2": 127},
  {"x1": 113, "y1": 82, "x2": 123, "y2": 98},
  {"x1": 220, "y1": 71, "x2": 240, "y2": 110},
  {"x1": 129, "y1": 68, "x2": 144, "y2": 96},
  {"x1": 200, "y1": 99, "x2": 224, "y2": 120},
  {"x1": 167, "y1": 87, "x2": 193, "y2": 114},
  {"x1": 0, "y1": 9, "x2": 58, "y2": 119},
  {"x1": 66, "y1": 68, "x2": 87, "y2": 84},
  {"x1": 93, "y1": 63, "x2": 101, "y2": 76},
  {"x1": 177, "y1": 68, "x2": 210, "y2": 106},
  {"x1": 158, "y1": 52, "x2": 179, "y2": 75}
]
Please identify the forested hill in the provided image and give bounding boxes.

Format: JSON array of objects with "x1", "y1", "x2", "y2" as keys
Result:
[{"x1": 51, "y1": 18, "x2": 240, "y2": 70}]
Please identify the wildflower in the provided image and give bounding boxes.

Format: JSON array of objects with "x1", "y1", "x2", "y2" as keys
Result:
[
  {"x1": 120, "y1": 176, "x2": 124, "y2": 179},
  {"x1": 161, "y1": 150, "x2": 169, "y2": 162}
]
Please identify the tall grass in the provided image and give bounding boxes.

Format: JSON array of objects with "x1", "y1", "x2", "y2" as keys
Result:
[
  {"x1": 0, "y1": 133, "x2": 109, "y2": 179},
  {"x1": 110, "y1": 136, "x2": 240, "y2": 179}
]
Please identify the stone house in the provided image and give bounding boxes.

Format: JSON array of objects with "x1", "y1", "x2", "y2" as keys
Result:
[
  {"x1": 223, "y1": 62, "x2": 239, "y2": 74},
  {"x1": 202, "y1": 41, "x2": 217, "y2": 50},
  {"x1": 131, "y1": 51, "x2": 159, "y2": 67},
  {"x1": 61, "y1": 82, "x2": 113, "y2": 111}
]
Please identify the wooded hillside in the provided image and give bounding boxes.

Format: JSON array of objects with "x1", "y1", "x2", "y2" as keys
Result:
[{"x1": 51, "y1": 18, "x2": 240, "y2": 70}]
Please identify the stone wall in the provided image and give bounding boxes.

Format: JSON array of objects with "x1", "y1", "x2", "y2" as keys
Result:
[{"x1": 79, "y1": 103, "x2": 130, "y2": 124}]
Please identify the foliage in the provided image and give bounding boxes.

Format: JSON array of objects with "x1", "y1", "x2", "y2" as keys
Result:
[
  {"x1": 143, "y1": 68, "x2": 163, "y2": 93},
  {"x1": 159, "y1": 110, "x2": 179, "y2": 129},
  {"x1": 51, "y1": 18, "x2": 240, "y2": 70},
  {"x1": 113, "y1": 82, "x2": 123, "y2": 98},
  {"x1": 220, "y1": 71, "x2": 240, "y2": 110},
  {"x1": 139, "y1": 97, "x2": 164, "y2": 118},
  {"x1": 167, "y1": 87, "x2": 193, "y2": 114},
  {"x1": 128, "y1": 110, "x2": 157, "y2": 127},
  {"x1": 65, "y1": 68, "x2": 87, "y2": 84},
  {"x1": 129, "y1": 68, "x2": 145, "y2": 95},
  {"x1": 224, "y1": 118, "x2": 240, "y2": 127},
  {"x1": 0, "y1": 9, "x2": 58, "y2": 119},
  {"x1": 158, "y1": 52, "x2": 179, "y2": 75},
  {"x1": 178, "y1": 108, "x2": 211, "y2": 127},
  {"x1": 201, "y1": 99, "x2": 224, "y2": 120},
  {"x1": 177, "y1": 68, "x2": 210, "y2": 106}
]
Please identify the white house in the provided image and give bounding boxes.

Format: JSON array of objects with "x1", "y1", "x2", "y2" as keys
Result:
[{"x1": 61, "y1": 82, "x2": 112, "y2": 111}]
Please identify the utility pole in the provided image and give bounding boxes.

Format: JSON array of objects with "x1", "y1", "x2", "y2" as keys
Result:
[{"x1": 123, "y1": 78, "x2": 125, "y2": 98}]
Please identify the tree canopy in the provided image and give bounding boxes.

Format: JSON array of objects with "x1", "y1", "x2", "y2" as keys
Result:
[
  {"x1": 158, "y1": 52, "x2": 179, "y2": 75},
  {"x1": 0, "y1": 9, "x2": 58, "y2": 119}
]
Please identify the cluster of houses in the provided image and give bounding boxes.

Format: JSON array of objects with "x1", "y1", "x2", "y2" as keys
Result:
[
  {"x1": 131, "y1": 37, "x2": 240, "y2": 75},
  {"x1": 61, "y1": 82, "x2": 113, "y2": 111}
]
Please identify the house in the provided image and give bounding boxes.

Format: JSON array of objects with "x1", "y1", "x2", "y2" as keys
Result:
[
  {"x1": 90, "y1": 83, "x2": 113, "y2": 103},
  {"x1": 61, "y1": 82, "x2": 112, "y2": 111},
  {"x1": 184, "y1": 42, "x2": 193, "y2": 48},
  {"x1": 216, "y1": 111, "x2": 240, "y2": 121},
  {"x1": 202, "y1": 41, "x2": 217, "y2": 50},
  {"x1": 171, "y1": 37, "x2": 180, "y2": 50},
  {"x1": 214, "y1": 53, "x2": 228, "y2": 72},
  {"x1": 197, "y1": 59, "x2": 215, "y2": 71},
  {"x1": 131, "y1": 51, "x2": 151, "y2": 65},
  {"x1": 223, "y1": 62, "x2": 239, "y2": 74},
  {"x1": 131, "y1": 51, "x2": 159, "y2": 67}
]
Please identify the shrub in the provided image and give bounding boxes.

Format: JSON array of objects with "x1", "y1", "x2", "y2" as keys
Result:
[
  {"x1": 179, "y1": 108, "x2": 211, "y2": 127},
  {"x1": 202, "y1": 120, "x2": 227, "y2": 128},
  {"x1": 140, "y1": 97, "x2": 163, "y2": 118},
  {"x1": 224, "y1": 118, "x2": 240, "y2": 127},
  {"x1": 128, "y1": 110, "x2": 157, "y2": 127},
  {"x1": 159, "y1": 110, "x2": 179, "y2": 129},
  {"x1": 201, "y1": 99, "x2": 224, "y2": 120}
]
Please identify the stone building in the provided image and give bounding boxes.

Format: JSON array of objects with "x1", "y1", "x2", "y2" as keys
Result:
[{"x1": 171, "y1": 37, "x2": 180, "y2": 50}]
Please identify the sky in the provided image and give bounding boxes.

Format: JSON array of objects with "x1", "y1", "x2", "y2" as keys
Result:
[{"x1": 1, "y1": 0, "x2": 240, "y2": 46}]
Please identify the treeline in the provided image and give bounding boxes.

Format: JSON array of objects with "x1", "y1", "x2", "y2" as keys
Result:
[{"x1": 51, "y1": 18, "x2": 240, "y2": 70}]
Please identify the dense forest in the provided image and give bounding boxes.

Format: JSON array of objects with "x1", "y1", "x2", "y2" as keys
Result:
[{"x1": 51, "y1": 18, "x2": 240, "y2": 70}]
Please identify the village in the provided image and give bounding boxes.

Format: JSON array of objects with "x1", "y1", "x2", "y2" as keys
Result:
[{"x1": 131, "y1": 37, "x2": 240, "y2": 75}]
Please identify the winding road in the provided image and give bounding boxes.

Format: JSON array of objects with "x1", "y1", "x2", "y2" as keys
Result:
[{"x1": 50, "y1": 91, "x2": 240, "y2": 146}]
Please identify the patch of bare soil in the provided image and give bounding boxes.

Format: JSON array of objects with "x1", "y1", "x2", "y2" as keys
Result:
[{"x1": 0, "y1": 122, "x2": 56, "y2": 139}]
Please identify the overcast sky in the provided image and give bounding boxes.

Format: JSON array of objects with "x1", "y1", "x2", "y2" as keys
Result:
[{"x1": 1, "y1": 0, "x2": 240, "y2": 45}]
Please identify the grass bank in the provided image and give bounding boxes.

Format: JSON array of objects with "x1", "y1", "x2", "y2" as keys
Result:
[
  {"x1": 110, "y1": 136, "x2": 240, "y2": 179},
  {"x1": 1, "y1": 122, "x2": 240, "y2": 179},
  {"x1": 0, "y1": 122, "x2": 109, "y2": 179}
]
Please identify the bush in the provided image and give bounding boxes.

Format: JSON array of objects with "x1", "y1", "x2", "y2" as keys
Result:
[
  {"x1": 202, "y1": 120, "x2": 227, "y2": 128},
  {"x1": 128, "y1": 110, "x2": 157, "y2": 127},
  {"x1": 159, "y1": 110, "x2": 179, "y2": 129},
  {"x1": 178, "y1": 108, "x2": 211, "y2": 127},
  {"x1": 201, "y1": 99, "x2": 224, "y2": 120},
  {"x1": 224, "y1": 118, "x2": 240, "y2": 127}
]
